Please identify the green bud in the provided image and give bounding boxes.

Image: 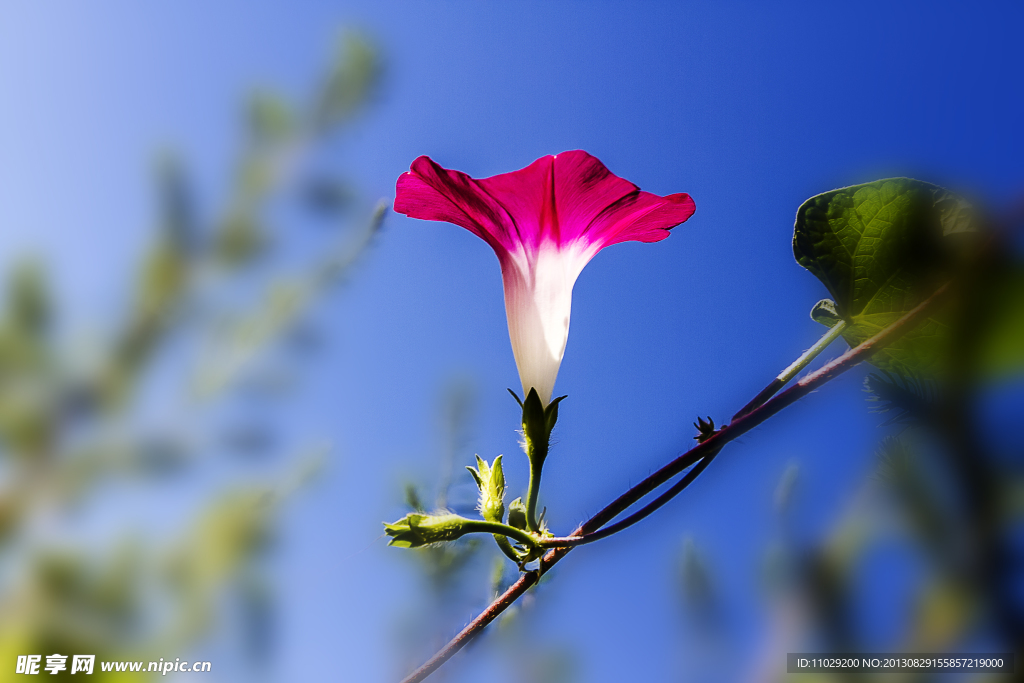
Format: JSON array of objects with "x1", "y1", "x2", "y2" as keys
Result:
[
  {"x1": 810, "y1": 298, "x2": 842, "y2": 328},
  {"x1": 466, "y1": 455, "x2": 506, "y2": 523},
  {"x1": 383, "y1": 512, "x2": 473, "y2": 548},
  {"x1": 507, "y1": 497, "x2": 528, "y2": 530}
]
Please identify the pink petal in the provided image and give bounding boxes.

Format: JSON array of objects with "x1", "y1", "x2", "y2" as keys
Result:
[
  {"x1": 394, "y1": 156, "x2": 519, "y2": 253},
  {"x1": 474, "y1": 151, "x2": 694, "y2": 250},
  {"x1": 395, "y1": 151, "x2": 694, "y2": 255},
  {"x1": 546, "y1": 150, "x2": 647, "y2": 243},
  {"x1": 475, "y1": 151, "x2": 647, "y2": 249},
  {"x1": 586, "y1": 190, "x2": 696, "y2": 248}
]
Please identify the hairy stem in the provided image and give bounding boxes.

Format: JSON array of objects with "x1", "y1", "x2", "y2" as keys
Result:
[
  {"x1": 779, "y1": 320, "x2": 847, "y2": 384},
  {"x1": 400, "y1": 285, "x2": 946, "y2": 683},
  {"x1": 461, "y1": 520, "x2": 539, "y2": 550},
  {"x1": 524, "y1": 449, "x2": 545, "y2": 532},
  {"x1": 539, "y1": 452, "x2": 718, "y2": 548},
  {"x1": 733, "y1": 319, "x2": 847, "y2": 421}
]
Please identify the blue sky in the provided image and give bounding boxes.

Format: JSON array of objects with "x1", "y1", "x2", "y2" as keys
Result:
[{"x1": 1, "y1": 1, "x2": 1022, "y2": 681}]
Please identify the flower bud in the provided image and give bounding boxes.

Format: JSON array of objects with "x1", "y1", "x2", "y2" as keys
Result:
[
  {"x1": 383, "y1": 513, "x2": 474, "y2": 548},
  {"x1": 810, "y1": 298, "x2": 842, "y2": 328},
  {"x1": 466, "y1": 455, "x2": 506, "y2": 523},
  {"x1": 507, "y1": 497, "x2": 528, "y2": 531}
]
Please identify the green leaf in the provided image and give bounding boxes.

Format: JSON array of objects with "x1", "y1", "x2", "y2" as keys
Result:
[
  {"x1": 971, "y1": 265, "x2": 1024, "y2": 376},
  {"x1": 303, "y1": 177, "x2": 353, "y2": 215},
  {"x1": 773, "y1": 462, "x2": 800, "y2": 515},
  {"x1": 794, "y1": 178, "x2": 979, "y2": 373},
  {"x1": 865, "y1": 370, "x2": 935, "y2": 425},
  {"x1": 7, "y1": 260, "x2": 50, "y2": 338},
  {"x1": 247, "y1": 90, "x2": 294, "y2": 146},
  {"x1": 312, "y1": 32, "x2": 379, "y2": 133},
  {"x1": 214, "y1": 212, "x2": 266, "y2": 266},
  {"x1": 680, "y1": 538, "x2": 715, "y2": 611}
]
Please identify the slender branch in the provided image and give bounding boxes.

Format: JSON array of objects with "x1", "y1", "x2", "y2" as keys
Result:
[
  {"x1": 400, "y1": 569, "x2": 544, "y2": 683},
  {"x1": 399, "y1": 284, "x2": 947, "y2": 683},
  {"x1": 733, "y1": 319, "x2": 847, "y2": 421},
  {"x1": 778, "y1": 320, "x2": 848, "y2": 384},
  {"x1": 541, "y1": 319, "x2": 848, "y2": 548},
  {"x1": 539, "y1": 451, "x2": 718, "y2": 548}
]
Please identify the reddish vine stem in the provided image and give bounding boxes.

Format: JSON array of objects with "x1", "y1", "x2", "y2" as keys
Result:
[
  {"x1": 399, "y1": 283, "x2": 949, "y2": 683},
  {"x1": 537, "y1": 447, "x2": 719, "y2": 548}
]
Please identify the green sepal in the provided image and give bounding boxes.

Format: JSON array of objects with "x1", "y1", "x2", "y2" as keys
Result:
[
  {"x1": 465, "y1": 455, "x2": 506, "y2": 523},
  {"x1": 383, "y1": 512, "x2": 473, "y2": 548},
  {"x1": 507, "y1": 497, "x2": 528, "y2": 530},
  {"x1": 519, "y1": 388, "x2": 567, "y2": 467},
  {"x1": 521, "y1": 387, "x2": 545, "y2": 451},
  {"x1": 693, "y1": 416, "x2": 717, "y2": 443},
  {"x1": 545, "y1": 395, "x2": 567, "y2": 436},
  {"x1": 507, "y1": 388, "x2": 524, "y2": 408}
]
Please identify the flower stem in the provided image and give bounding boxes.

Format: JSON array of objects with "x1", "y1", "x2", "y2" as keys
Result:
[
  {"x1": 516, "y1": 388, "x2": 562, "y2": 534},
  {"x1": 462, "y1": 520, "x2": 539, "y2": 550},
  {"x1": 516, "y1": 387, "x2": 557, "y2": 536},
  {"x1": 524, "y1": 441, "x2": 547, "y2": 533}
]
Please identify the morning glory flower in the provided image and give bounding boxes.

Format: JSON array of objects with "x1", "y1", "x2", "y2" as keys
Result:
[{"x1": 395, "y1": 151, "x2": 694, "y2": 406}]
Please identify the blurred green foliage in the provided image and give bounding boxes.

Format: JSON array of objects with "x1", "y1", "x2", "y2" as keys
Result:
[
  {"x1": 0, "y1": 31, "x2": 382, "y2": 678},
  {"x1": 676, "y1": 363, "x2": 1024, "y2": 683},
  {"x1": 665, "y1": 181, "x2": 1024, "y2": 681}
]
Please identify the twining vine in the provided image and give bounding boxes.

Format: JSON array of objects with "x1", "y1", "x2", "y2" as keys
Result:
[{"x1": 384, "y1": 162, "x2": 1021, "y2": 683}]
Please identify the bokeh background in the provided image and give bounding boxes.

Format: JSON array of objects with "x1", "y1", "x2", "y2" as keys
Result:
[{"x1": 0, "y1": 1, "x2": 1022, "y2": 681}]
